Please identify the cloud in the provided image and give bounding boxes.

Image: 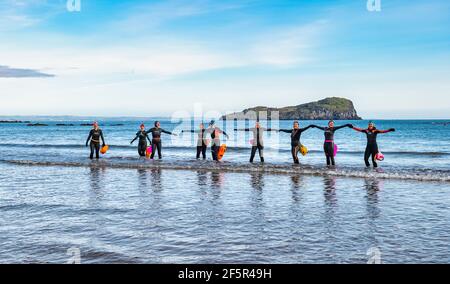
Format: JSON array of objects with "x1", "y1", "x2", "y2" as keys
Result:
[
  {"x1": 0, "y1": 0, "x2": 325, "y2": 78},
  {"x1": 113, "y1": 0, "x2": 253, "y2": 33},
  {"x1": 0, "y1": 0, "x2": 326, "y2": 79},
  {"x1": 0, "y1": 0, "x2": 63, "y2": 31},
  {"x1": 0, "y1": 42, "x2": 245, "y2": 79},
  {"x1": 0, "y1": 20, "x2": 325, "y2": 80},
  {"x1": 0, "y1": 65, "x2": 54, "y2": 78},
  {"x1": 250, "y1": 20, "x2": 328, "y2": 67}
]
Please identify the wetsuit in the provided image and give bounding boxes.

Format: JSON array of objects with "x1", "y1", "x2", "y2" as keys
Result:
[
  {"x1": 313, "y1": 124, "x2": 352, "y2": 166},
  {"x1": 236, "y1": 128, "x2": 275, "y2": 163},
  {"x1": 184, "y1": 129, "x2": 208, "y2": 159},
  {"x1": 355, "y1": 128, "x2": 395, "y2": 167},
  {"x1": 206, "y1": 127, "x2": 228, "y2": 161},
  {"x1": 146, "y1": 127, "x2": 173, "y2": 159},
  {"x1": 131, "y1": 130, "x2": 152, "y2": 157},
  {"x1": 86, "y1": 128, "x2": 105, "y2": 159},
  {"x1": 279, "y1": 125, "x2": 313, "y2": 164}
]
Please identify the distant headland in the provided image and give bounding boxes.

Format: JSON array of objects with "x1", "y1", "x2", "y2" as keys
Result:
[{"x1": 222, "y1": 97, "x2": 362, "y2": 120}]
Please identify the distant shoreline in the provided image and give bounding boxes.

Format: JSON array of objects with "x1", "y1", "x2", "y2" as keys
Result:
[{"x1": 0, "y1": 116, "x2": 449, "y2": 121}]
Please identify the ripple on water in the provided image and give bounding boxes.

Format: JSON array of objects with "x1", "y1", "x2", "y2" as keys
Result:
[{"x1": 0, "y1": 163, "x2": 449, "y2": 263}]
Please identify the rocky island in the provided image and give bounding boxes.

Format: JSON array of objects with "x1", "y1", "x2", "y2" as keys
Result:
[
  {"x1": 222, "y1": 97, "x2": 362, "y2": 120},
  {"x1": 0, "y1": 120, "x2": 31, "y2": 124}
]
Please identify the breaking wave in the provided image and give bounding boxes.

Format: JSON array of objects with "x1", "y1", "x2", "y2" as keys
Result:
[
  {"x1": 2, "y1": 158, "x2": 449, "y2": 182},
  {"x1": 0, "y1": 143, "x2": 448, "y2": 157}
]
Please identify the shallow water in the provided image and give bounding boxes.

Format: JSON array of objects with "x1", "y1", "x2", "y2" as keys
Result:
[
  {"x1": 0, "y1": 118, "x2": 449, "y2": 263},
  {"x1": 0, "y1": 163, "x2": 449, "y2": 264},
  {"x1": 1, "y1": 118, "x2": 449, "y2": 181}
]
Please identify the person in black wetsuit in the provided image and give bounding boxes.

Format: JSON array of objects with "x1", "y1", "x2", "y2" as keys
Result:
[
  {"x1": 235, "y1": 121, "x2": 277, "y2": 163},
  {"x1": 279, "y1": 121, "x2": 314, "y2": 164},
  {"x1": 181, "y1": 123, "x2": 209, "y2": 160},
  {"x1": 130, "y1": 123, "x2": 152, "y2": 157},
  {"x1": 146, "y1": 121, "x2": 177, "y2": 160},
  {"x1": 352, "y1": 121, "x2": 395, "y2": 167},
  {"x1": 205, "y1": 120, "x2": 229, "y2": 161},
  {"x1": 311, "y1": 120, "x2": 353, "y2": 166},
  {"x1": 85, "y1": 121, "x2": 106, "y2": 159}
]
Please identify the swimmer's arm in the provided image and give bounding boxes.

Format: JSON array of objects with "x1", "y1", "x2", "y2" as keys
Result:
[
  {"x1": 352, "y1": 127, "x2": 365, "y2": 132},
  {"x1": 278, "y1": 129, "x2": 292, "y2": 133},
  {"x1": 301, "y1": 125, "x2": 314, "y2": 132},
  {"x1": 333, "y1": 124, "x2": 352, "y2": 131},
  {"x1": 130, "y1": 131, "x2": 139, "y2": 144},
  {"x1": 311, "y1": 125, "x2": 326, "y2": 131},
  {"x1": 100, "y1": 130, "x2": 106, "y2": 146},
  {"x1": 378, "y1": 128, "x2": 396, "y2": 134},
  {"x1": 222, "y1": 130, "x2": 229, "y2": 139},
  {"x1": 85, "y1": 130, "x2": 93, "y2": 146},
  {"x1": 161, "y1": 128, "x2": 174, "y2": 135}
]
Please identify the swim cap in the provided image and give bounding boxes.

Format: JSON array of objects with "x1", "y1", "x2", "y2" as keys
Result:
[{"x1": 140, "y1": 123, "x2": 145, "y2": 128}]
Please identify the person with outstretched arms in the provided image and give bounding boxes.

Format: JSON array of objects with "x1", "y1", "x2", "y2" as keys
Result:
[
  {"x1": 146, "y1": 121, "x2": 177, "y2": 160},
  {"x1": 181, "y1": 123, "x2": 209, "y2": 160},
  {"x1": 235, "y1": 121, "x2": 277, "y2": 163},
  {"x1": 352, "y1": 121, "x2": 395, "y2": 167},
  {"x1": 311, "y1": 120, "x2": 353, "y2": 166},
  {"x1": 279, "y1": 121, "x2": 314, "y2": 164}
]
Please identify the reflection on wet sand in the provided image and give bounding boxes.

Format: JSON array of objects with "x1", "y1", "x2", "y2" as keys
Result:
[
  {"x1": 196, "y1": 170, "x2": 208, "y2": 188},
  {"x1": 194, "y1": 171, "x2": 225, "y2": 202},
  {"x1": 150, "y1": 168, "x2": 162, "y2": 192},
  {"x1": 365, "y1": 178, "x2": 382, "y2": 195},
  {"x1": 89, "y1": 167, "x2": 102, "y2": 191},
  {"x1": 195, "y1": 171, "x2": 209, "y2": 203},
  {"x1": 87, "y1": 166, "x2": 111, "y2": 244},
  {"x1": 250, "y1": 172, "x2": 264, "y2": 191},
  {"x1": 137, "y1": 169, "x2": 148, "y2": 188},
  {"x1": 210, "y1": 172, "x2": 224, "y2": 188},
  {"x1": 89, "y1": 167, "x2": 106, "y2": 203},
  {"x1": 364, "y1": 178, "x2": 382, "y2": 249},
  {"x1": 323, "y1": 176, "x2": 337, "y2": 207},
  {"x1": 290, "y1": 175, "x2": 303, "y2": 203},
  {"x1": 322, "y1": 176, "x2": 338, "y2": 237},
  {"x1": 209, "y1": 172, "x2": 224, "y2": 201},
  {"x1": 364, "y1": 178, "x2": 382, "y2": 219}
]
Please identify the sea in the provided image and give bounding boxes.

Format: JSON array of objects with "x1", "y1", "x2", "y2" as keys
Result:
[{"x1": 0, "y1": 117, "x2": 449, "y2": 263}]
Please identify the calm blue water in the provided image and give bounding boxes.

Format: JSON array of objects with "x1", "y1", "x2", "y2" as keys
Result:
[
  {"x1": 0, "y1": 118, "x2": 449, "y2": 263},
  {"x1": 0, "y1": 118, "x2": 449, "y2": 180}
]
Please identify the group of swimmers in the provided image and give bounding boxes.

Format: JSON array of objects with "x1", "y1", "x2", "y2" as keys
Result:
[{"x1": 86, "y1": 120, "x2": 395, "y2": 168}]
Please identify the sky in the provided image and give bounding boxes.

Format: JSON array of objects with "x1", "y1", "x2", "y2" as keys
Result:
[{"x1": 0, "y1": 0, "x2": 449, "y2": 118}]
